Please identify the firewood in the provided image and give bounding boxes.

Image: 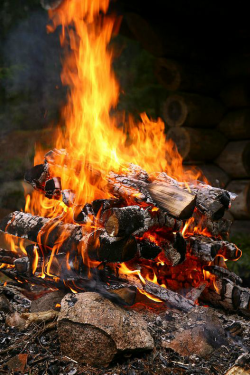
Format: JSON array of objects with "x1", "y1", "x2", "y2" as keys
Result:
[
  {"x1": 166, "y1": 127, "x2": 227, "y2": 161},
  {"x1": 191, "y1": 210, "x2": 232, "y2": 238},
  {"x1": 104, "y1": 206, "x2": 145, "y2": 237},
  {"x1": 188, "y1": 236, "x2": 221, "y2": 263},
  {"x1": 185, "y1": 283, "x2": 207, "y2": 302},
  {"x1": 0, "y1": 212, "x2": 137, "y2": 263},
  {"x1": 44, "y1": 177, "x2": 61, "y2": 199},
  {"x1": 162, "y1": 93, "x2": 225, "y2": 127},
  {"x1": 156, "y1": 173, "x2": 233, "y2": 220},
  {"x1": 143, "y1": 280, "x2": 195, "y2": 312},
  {"x1": 138, "y1": 239, "x2": 162, "y2": 260},
  {"x1": 215, "y1": 141, "x2": 250, "y2": 178},
  {"x1": 24, "y1": 163, "x2": 49, "y2": 191},
  {"x1": 227, "y1": 180, "x2": 250, "y2": 219},
  {"x1": 218, "y1": 109, "x2": 250, "y2": 140},
  {"x1": 147, "y1": 182, "x2": 196, "y2": 219},
  {"x1": 201, "y1": 278, "x2": 250, "y2": 316},
  {"x1": 87, "y1": 230, "x2": 137, "y2": 263},
  {"x1": 0, "y1": 248, "x2": 20, "y2": 265},
  {"x1": 204, "y1": 265, "x2": 242, "y2": 285},
  {"x1": 155, "y1": 58, "x2": 220, "y2": 93}
]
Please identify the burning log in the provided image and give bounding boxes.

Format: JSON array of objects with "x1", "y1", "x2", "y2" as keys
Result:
[
  {"x1": 0, "y1": 211, "x2": 137, "y2": 263},
  {"x1": 188, "y1": 235, "x2": 242, "y2": 263},
  {"x1": 156, "y1": 173, "x2": 233, "y2": 220},
  {"x1": 24, "y1": 164, "x2": 49, "y2": 191},
  {"x1": 215, "y1": 140, "x2": 250, "y2": 178},
  {"x1": 143, "y1": 280, "x2": 195, "y2": 312},
  {"x1": 163, "y1": 93, "x2": 225, "y2": 127},
  {"x1": 147, "y1": 182, "x2": 196, "y2": 220},
  {"x1": 166, "y1": 127, "x2": 227, "y2": 161},
  {"x1": 0, "y1": 248, "x2": 20, "y2": 265},
  {"x1": 201, "y1": 278, "x2": 250, "y2": 316},
  {"x1": 204, "y1": 265, "x2": 242, "y2": 285},
  {"x1": 191, "y1": 210, "x2": 232, "y2": 238},
  {"x1": 104, "y1": 206, "x2": 145, "y2": 237}
]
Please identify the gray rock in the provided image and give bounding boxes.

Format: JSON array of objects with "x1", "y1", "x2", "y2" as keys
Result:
[
  {"x1": 57, "y1": 292, "x2": 154, "y2": 367},
  {"x1": 30, "y1": 290, "x2": 66, "y2": 312}
]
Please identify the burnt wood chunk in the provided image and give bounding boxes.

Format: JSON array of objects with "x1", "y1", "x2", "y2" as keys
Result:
[
  {"x1": 189, "y1": 236, "x2": 221, "y2": 262},
  {"x1": 191, "y1": 210, "x2": 232, "y2": 238},
  {"x1": 144, "y1": 280, "x2": 195, "y2": 312},
  {"x1": 147, "y1": 182, "x2": 196, "y2": 219},
  {"x1": 138, "y1": 239, "x2": 162, "y2": 259},
  {"x1": 87, "y1": 230, "x2": 137, "y2": 263},
  {"x1": 105, "y1": 206, "x2": 145, "y2": 237},
  {"x1": 202, "y1": 278, "x2": 250, "y2": 316},
  {"x1": 44, "y1": 177, "x2": 61, "y2": 199},
  {"x1": 24, "y1": 164, "x2": 49, "y2": 191},
  {"x1": 204, "y1": 265, "x2": 242, "y2": 285}
]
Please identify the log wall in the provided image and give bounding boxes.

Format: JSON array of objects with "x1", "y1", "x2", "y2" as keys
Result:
[{"x1": 121, "y1": 7, "x2": 250, "y2": 234}]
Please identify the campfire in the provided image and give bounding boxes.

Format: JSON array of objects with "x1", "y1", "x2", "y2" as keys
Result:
[{"x1": 1, "y1": 0, "x2": 250, "y2": 373}]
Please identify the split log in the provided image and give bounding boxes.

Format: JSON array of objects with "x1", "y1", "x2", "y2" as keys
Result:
[
  {"x1": 0, "y1": 211, "x2": 137, "y2": 263},
  {"x1": 147, "y1": 182, "x2": 196, "y2": 219},
  {"x1": 156, "y1": 173, "x2": 233, "y2": 220},
  {"x1": 198, "y1": 164, "x2": 230, "y2": 189},
  {"x1": 227, "y1": 180, "x2": 250, "y2": 219},
  {"x1": 166, "y1": 127, "x2": 227, "y2": 161},
  {"x1": 215, "y1": 141, "x2": 250, "y2": 178},
  {"x1": 221, "y1": 81, "x2": 250, "y2": 108},
  {"x1": 217, "y1": 109, "x2": 250, "y2": 140},
  {"x1": 143, "y1": 280, "x2": 195, "y2": 312},
  {"x1": 155, "y1": 58, "x2": 220, "y2": 93},
  {"x1": 162, "y1": 93, "x2": 225, "y2": 127},
  {"x1": 201, "y1": 278, "x2": 250, "y2": 316}
]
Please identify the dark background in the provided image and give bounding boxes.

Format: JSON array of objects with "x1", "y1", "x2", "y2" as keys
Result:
[{"x1": 0, "y1": 0, "x2": 249, "y2": 279}]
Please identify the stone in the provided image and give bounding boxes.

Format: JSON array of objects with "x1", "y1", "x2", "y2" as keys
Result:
[
  {"x1": 6, "y1": 354, "x2": 28, "y2": 373},
  {"x1": 57, "y1": 292, "x2": 154, "y2": 367},
  {"x1": 30, "y1": 290, "x2": 66, "y2": 312},
  {"x1": 162, "y1": 307, "x2": 228, "y2": 358},
  {"x1": 0, "y1": 294, "x2": 11, "y2": 313}
]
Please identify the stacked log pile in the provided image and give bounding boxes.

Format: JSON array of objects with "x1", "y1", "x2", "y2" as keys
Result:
[{"x1": 0, "y1": 150, "x2": 250, "y2": 317}]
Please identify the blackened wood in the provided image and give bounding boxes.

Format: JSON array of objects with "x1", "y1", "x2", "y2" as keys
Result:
[
  {"x1": 0, "y1": 212, "x2": 137, "y2": 262},
  {"x1": 191, "y1": 210, "x2": 232, "y2": 238},
  {"x1": 87, "y1": 230, "x2": 137, "y2": 263},
  {"x1": 105, "y1": 206, "x2": 145, "y2": 237},
  {"x1": 204, "y1": 265, "x2": 242, "y2": 285},
  {"x1": 144, "y1": 280, "x2": 195, "y2": 312},
  {"x1": 24, "y1": 164, "x2": 49, "y2": 191},
  {"x1": 14, "y1": 257, "x2": 30, "y2": 276},
  {"x1": 202, "y1": 278, "x2": 250, "y2": 316},
  {"x1": 185, "y1": 283, "x2": 206, "y2": 302},
  {"x1": 218, "y1": 109, "x2": 250, "y2": 140},
  {"x1": 163, "y1": 93, "x2": 225, "y2": 127},
  {"x1": 215, "y1": 141, "x2": 250, "y2": 178},
  {"x1": 44, "y1": 177, "x2": 61, "y2": 199},
  {"x1": 147, "y1": 182, "x2": 196, "y2": 219},
  {"x1": 0, "y1": 248, "x2": 20, "y2": 265},
  {"x1": 73, "y1": 203, "x2": 95, "y2": 224},
  {"x1": 108, "y1": 286, "x2": 137, "y2": 306},
  {"x1": 166, "y1": 127, "x2": 227, "y2": 162},
  {"x1": 138, "y1": 239, "x2": 162, "y2": 259},
  {"x1": 188, "y1": 236, "x2": 221, "y2": 263},
  {"x1": 92, "y1": 198, "x2": 122, "y2": 216},
  {"x1": 218, "y1": 241, "x2": 242, "y2": 261},
  {"x1": 227, "y1": 180, "x2": 250, "y2": 219}
]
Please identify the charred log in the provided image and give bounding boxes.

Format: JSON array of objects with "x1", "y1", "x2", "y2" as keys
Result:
[
  {"x1": 204, "y1": 265, "x2": 242, "y2": 285},
  {"x1": 144, "y1": 280, "x2": 195, "y2": 312},
  {"x1": 104, "y1": 206, "x2": 145, "y2": 237}
]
